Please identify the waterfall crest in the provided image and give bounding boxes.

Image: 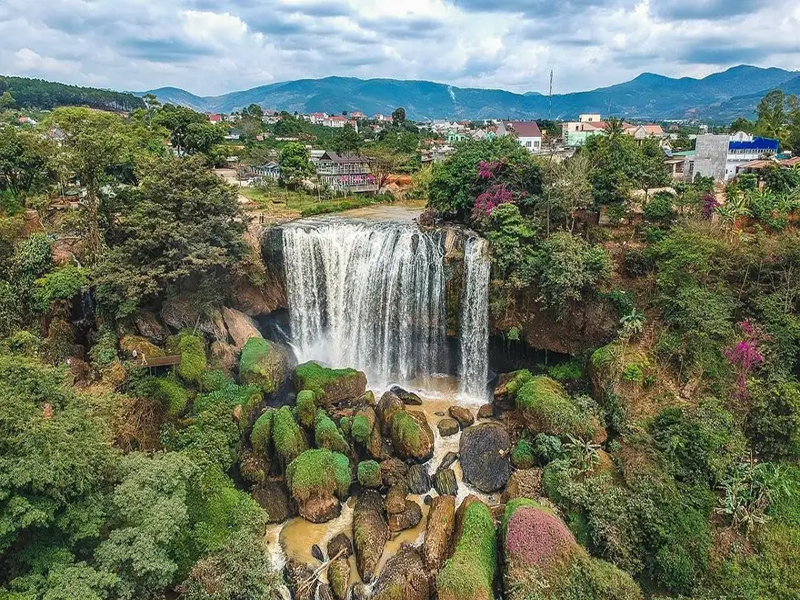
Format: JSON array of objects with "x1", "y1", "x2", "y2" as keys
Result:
[
  {"x1": 458, "y1": 236, "x2": 491, "y2": 402},
  {"x1": 282, "y1": 219, "x2": 447, "y2": 389}
]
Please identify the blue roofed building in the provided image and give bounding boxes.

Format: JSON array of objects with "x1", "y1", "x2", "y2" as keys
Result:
[{"x1": 692, "y1": 131, "x2": 780, "y2": 182}]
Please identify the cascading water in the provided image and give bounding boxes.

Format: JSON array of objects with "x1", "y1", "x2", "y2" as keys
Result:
[
  {"x1": 282, "y1": 219, "x2": 447, "y2": 389},
  {"x1": 458, "y1": 235, "x2": 491, "y2": 402}
]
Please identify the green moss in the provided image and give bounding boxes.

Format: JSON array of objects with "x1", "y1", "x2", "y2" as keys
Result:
[
  {"x1": 590, "y1": 343, "x2": 619, "y2": 372},
  {"x1": 295, "y1": 389, "x2": 317, "y2": 429},
  {"x1": 511, "y1": 439, "x2": 536, "y2": 469},
  {"x1": 437, "y1": 501, "x2": 497, "y2": 600},
  {"x1": 286, "y1": 449, "x2": 351, "y2": 502},
  {"x1": 340, "y1": 416, "x2": 352, "y2": 436},
  {"x1": 391, "y1": 411, "x2": 421, "y2": 452},
  {"x1": 192, "y1": 379, "x2": 262, "y2": 418},
  {"x1": 506, "y1": 369, "x2": 534, "y2": 397},
  {"x1": 251, "y1": 409, "x2": 275, "y2": 457},
  {"x1": 239, "y1": 337, "x2": 286, "y2": 395},
  {"x1": 272, "y1": 406, "x2": 307, "y2": 466},
  {"x1": 547, "y1": 361, "x2": 583, "y2": 383},
  {"x1": 356, "y1": 460, "x2": 382, "y2": 488},
  {"x1": 168, "y1": 330, "x2": 207, "y2": 384},
  {"x1": 517, "y1": 377, "x2": 595, "y2": 439},
  {"x1": 314, "y1": 410, "x2": 350, "y2": 454},
  {"x1": 151, "y1": 376, "x2": 190, "y2": 416},
  {"x1": 351, "y1": 414, "x2": 371, "y2": 444},
  {"x1": 292, "y1": 360, "x2": 361, "y2": 401},
  {"x1": 622, "y1": 363, "x2": 644, "y2": 383}
]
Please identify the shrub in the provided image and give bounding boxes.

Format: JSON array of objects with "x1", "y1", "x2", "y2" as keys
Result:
[
  {"x1": 351, "y1": 414, "x2": 371, "y2": 444},
  {"x1": 511, "y1": 438, "x2": 536, "y2": 469},
  {"x1": 357, "y1": 460, "x2": 382, "y2": 488},
  {"x1": 547, "y1": 360, "x2": 583, "y2": 382},
  {"x1": 272, "y1": 406, "x2": 307, "y2": 467},
  {"x1": 286, "y1": 449, "x2": 350, "y2": 502},
  {"x1": 517, "y1": 376, "x2": 597, "y2": 439},
  {"x1": 437, "y1": 501, "x2": 497, "y2": 600},
  {"x1": 622, "y1": 364, "x2": 643, "y2": 383},
  {"x1": 168, "y1": 330, "x2": 207, "y2": 384},
  {"x1": 295, "y1": 389, "x2": 317, "y2": 429},
  {"x1": 644, "y1": 192, "x2": 677, "y2": 224},
  {"x1": 746, "y1": 380, "x2": 800, "y2": 460},
  {"x1": 314, "y1": 410, "x2": 349, "y2": 454},
  {"x1": 531, "y1": 434, "x2": 564, "y2": 465},
  {"x1": 251, "y1": 409, "x2": 274, "y2": 458}
]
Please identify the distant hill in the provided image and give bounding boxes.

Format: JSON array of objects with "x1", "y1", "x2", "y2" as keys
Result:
[
  {"x1": 0, "y1": 75, "x2": 144, "y2": 112},
  {"x1": 141, "y1": 65, "x2": 800, "y2": 122}
]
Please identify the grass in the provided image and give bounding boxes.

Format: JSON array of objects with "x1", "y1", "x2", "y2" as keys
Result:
[
  {"x1": 286, "y1": 449, "x2": 351, "y2": 501},
  {"x1": 240, "y1": 186, "x2": 388, "y2": 218}
]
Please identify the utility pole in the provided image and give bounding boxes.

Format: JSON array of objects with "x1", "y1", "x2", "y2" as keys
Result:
[{"x1": 548, "y1": 69, "x2": 553, "y2": 121}]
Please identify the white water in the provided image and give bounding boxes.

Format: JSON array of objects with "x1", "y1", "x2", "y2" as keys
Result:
[
  {"x1": 282, "y1": 219, "x2": 447, "y2": 390},
  {"x1": 458, "y1": 236, "x2": 491, "y2": 402}
]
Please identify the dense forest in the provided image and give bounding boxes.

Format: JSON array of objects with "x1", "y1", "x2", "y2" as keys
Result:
[
  {"x1": 0, "y1": 76, "x2": 144, "y2": 112},
  {"x1": 0, "y1": 93, "x2": 798, "y2": 600}
]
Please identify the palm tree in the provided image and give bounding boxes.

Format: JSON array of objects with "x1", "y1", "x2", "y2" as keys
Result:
[{"x1": 604, "y1": 117, "x2": 625, "y2": 141}]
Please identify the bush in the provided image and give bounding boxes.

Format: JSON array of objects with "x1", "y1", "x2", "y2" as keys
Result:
[
  {"x1": 517, "y1": 376, "x2": 597, "y2": 439},
  {"x1": 168, "y1": 330, "x2": 207, "y2": 384},
  {"x1": 33, "y1": 264, "x2": 89, "y2": 313},
  {"x1": 548, "y1": 360, "x2": 583, "y2": 382},
  {"x1": 437, "y1": 501, "x2": 497, "y2": 600},
  {"x1": 746, "y1": 380, "x2": 800, "y2": 460},
  {"x1": 357, "y1": 460, "x2": 382, "y2": 488},
  {"x1": 511, "y1": 438, "x2": 536, "y2": 469},
  {"x1": 286, "y1": 449, "x2": 350, "y2": 502},
  {"x1": 644, "y1": 192, "x2": 677, "y2": 224},
  {"x1": 272, "y1": 406, "x2": 307, "y2": 467}
]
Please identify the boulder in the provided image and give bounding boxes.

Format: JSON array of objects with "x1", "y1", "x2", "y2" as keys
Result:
[
  {"x1": 327, "y1": 533, "x2": 353, "y2": 560},
  {"x1": 380, "y1": 457, "x2": 409, "y2": 488},
  {"x1": 423, "y1": 495, "x2": 455, "y2": 572},
  {"x1": 433, "y1": 468, "x2": 457, "y2": 497},
  {"x1": 448, "y1": 405, "x2": 475, "y2": 428},
  {"x1": 377, "y1": 391, "x2": 405, "y2": 436},
  {"x1": 502, "y1": 468, "x2": 543, "y2": 503},
  {"x1": 391, "y1": 410, "x2": 434, "y2": 462},
  {"x1": 372, "y1": 545, "x2": 430, "y2": 600},
  {"x1": 133, "y1": 311, "x2": 167, "y2": 344},
  {"x1": 438, "y1": 451, "x2": 458, "y2": 471},
  {"x1": 297, "y1": 495, "x2": 340, "y2": 524},
  {"x1": 311, "y1": 544, "x2": 325, "y2": 562},
  {"x1": 459, "y1": 423, "x2": 511, "y2": 493},
  {"x1": 437, "y1": 418, "x2": 460, "y2": 437},
  {"x1": 286, "y1": 449, "x2": 350, "y2": 523},
  {"x1": 251, "y1": 481, "x2": 294, "y2": 523},
  {"x1": 405, "y1": 464, "x2": 432, "y2": 495},
  {"x1": 368, "y1": 423, "x2": 393, "y2": 461},
  {"x1": 477, "y1": 403, "x2": 495, "y2": 419},
  {"x1": 328, "y1": 558, "x2": 350, "y2": 600},
  {"x1": 284, "y1": 560, "x2": 317, "y2": 600},
  {"x1": 230, "y1": 274, "x2": 285, "y2": 316},
  {"x1": 209, "y1": 340, "x2": 237, "y2": 374},
  {"x1": 317, "y1": 583, "x2": 334, "y2": 600},
  {"x1": 353, "y1": 490, "x2": 389, "y2": 584},
  {"x1": 239, "y1": 338, "x2": 289, "y2": 395},
  {"x1": 388, "y1": 500, "x2": 423, "y2": 532},
  {"x1": 161, "y1": 296, "x2": 226, "y2": 339},
  {"x1": 293, "y1": 361, "x2": 368, "y2": 406},
  {"x1": 386, "y1": 484, "x2": 408, "y2": 515},
  {"x1": 222, "y1": 306, "x2": 263, "y2": 349},
  {"x1": 390, "y1": 385, "x2": 423, "y2": 406}
]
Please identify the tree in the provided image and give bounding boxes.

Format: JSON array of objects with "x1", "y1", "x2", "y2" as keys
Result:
[
  {"x1": 756, "y1": 90, "x2": 786, "y2": 140},
  {"x1": 278, "y1": 143, "x2": 314, "y2": 190},
  {"x1": 0, "y1": 126, "x2": 54, "y2": 196},
  {"x1": 542, "y1": 153, "x2": 594, "y2": 232},
  {"x1": 787, "y1": 95, "x2": 800, "y2": 153},
  {"x1": 331, "y1": 124, "x2": 361, "y2": 155},
  {"x1": 48, "y1": 107, "x2": 132, "y2": 261},
  {"x1": 392, "y1": 107, "x2": 406, "y2": 126},
  {"x1": 636, "y1": 138, "x2": 671, "y2": 201},
  {"x1": 366, "y1": 146, "x2": 405, "y2": 191},
  {"x1": 0, "y1": 90, "x2": 15, "y2": 110},
  {"x1": 153, "y1": 105, "x2": 222, "y2": 156},
  {"x1": 729, "y1": 117, "x2": 756, "y2": 134},
  {"x1": 243, "y1": 104, "x2": 263, "y2": 119},
  {"x1": 93, "y1": 155, "x2": 247, "y2": 317}
]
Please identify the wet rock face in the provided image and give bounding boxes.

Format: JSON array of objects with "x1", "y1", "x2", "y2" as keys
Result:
[
  {"x1": 386, "y1": 484, "x2": 408, "y2": 515},
  {"x1": 284, "y1": 560, "x2": 317, "y2": 600},
  {"x1": 423, "y1": 495, "x2": 455, "y2": 572},
  {"x1": 371, "y1": 545, "x2": 430, "y2": 600},
  {"x1": 353, "y1": 490, "x2": 389, "y2": 584},
  {"x1": 222, "y1": 306, "x2": 263, "y2": 349},
  {"x1": 448, "y1": 405, "x2": 475, "y2": 428},
  {"x1": 390, "y1": 385, "x2": 423, "y2": 406},
  {"x1": 327, "y1": 558, "x2": 350, "y2": 600},
  {"x1": 438, "y1": 451, "x2": 458, "y2": 471},
  {"x1": 437, "y1": 418, "x2": 460, "y2": 437},
  {"x1": 377, "y1": 391, "x2": 405, "y2": 437},
  {"x1": 327, "y1": 533, "x2": 353, "y2": 560},
  {"x1": 459, "y1": 422, "x2": 511, "y2": 493},
  {"x1": 298, "y1": 495, "x2": 341, "y2": 524},
  {"x1": 433, "y1": 468, "x2": 458, "y2": 497},
  {"x1": 388, "y1": 500, "x2": 423, "y2": 532},
  {"x1": 251, "y1": 481, "x2": 294, "y2": 523},
  {"x1": 405, "y1": 464, "x2": 432, "y2": 495},
  {"x1": 477, "y1": 403, "x2": 495, "y2": 419},
  {"x1": 134, "y1": 311, "x2": 168, "y2": 344}
]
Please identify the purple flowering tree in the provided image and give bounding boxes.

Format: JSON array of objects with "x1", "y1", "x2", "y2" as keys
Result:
[{"x1": 724, "y1": 319, "x2": 766, "y2": 400}]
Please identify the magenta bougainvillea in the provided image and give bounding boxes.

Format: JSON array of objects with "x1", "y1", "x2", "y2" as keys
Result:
[
  {"x1": 702, "y1": 194, "x2": 721, "y2": 219},
  {"x1": 477, "y1": 160, "x2": 504, "y2": 180},
  {"x1": 724, "y1": 319, "x2": 766, "y2": 400},
  {"x1": 473, "y1": 184, "x2": 516, "y2": 218},
  {"x1": 505, "y1": 506, "x2": 575, "y2": 571}
]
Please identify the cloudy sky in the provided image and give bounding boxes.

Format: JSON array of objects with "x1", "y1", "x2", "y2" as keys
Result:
[{"x1": 1, "y1": 0, "x2": 798, "y2": 96}]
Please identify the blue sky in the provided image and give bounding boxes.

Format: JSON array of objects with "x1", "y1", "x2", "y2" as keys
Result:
[{"x1": 0, "y1": 0, "x2": 797, "y2": 96}]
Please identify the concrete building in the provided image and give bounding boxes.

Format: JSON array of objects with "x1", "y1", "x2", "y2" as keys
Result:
[
  {"x1": 504, "y1": 121, "x2": 542, "y2": 152},
  {"x1": 692, "y1": 133, "x2": 779, "y2": 181}
]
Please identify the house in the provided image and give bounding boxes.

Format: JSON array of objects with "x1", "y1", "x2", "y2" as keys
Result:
[
  {"x1": 249, "y1": 162, "x2": 281, "y2": 182},
  {"x1": 625, "y1": 123, "x2": 665, "y2": 141},
  {"x1": 206, "y1": 113, "x2": 222, "y2": 123},
  {"x1": 308, "y1": 113, "x2": 328, "y2": 125},
  {"x1": 18, "y1": 116, "x2": 37, "y2": 125},
  {"x1": 688, "y1": 133, "x2": 779, "y2": 181},
  {"x1": 447, "y1": 130, "x2": 468, "y2": 143},
  {"x1": 504, "y1": 121, "x2": 542, "y2": 152},
  {"x1": 664, "y1": 150, "x2": 695, "y2": 180},
  {"x1": 322, "y1": 115, "x2": 348, "y2": 128},
  {"x1": 315, "y1": 151, "x2": 378, "y2": 193},
  {"x1": 373, "y1": 114, "x2": 389, "y2": 122},
  {"x1": 350, "y1": 111, "x2": 365, "y2": 119},
  {"x1": 561, "y1": 114, "x2": 663, "y2": 147},
  {"x1": 224, "y1": 129, "x2": 243, "y2": 141}
]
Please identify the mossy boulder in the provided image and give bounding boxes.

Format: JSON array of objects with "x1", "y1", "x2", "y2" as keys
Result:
[
  {"x1": 357, "y1": 460, "x2": 382, "y2": 488},
  {"x1": 437, "y1": 499, "x2": 497, "y2": 600},
  {"x1": 423, "y1": 495, "x2": 455, "y2": 572},
  {"x1": 391, "y1": 410, "x2": 434, "y2": 462},
  {"x1": 295, "y1": 389, "x2": 317, "y2": 429},
  {"x1": 502, "y1": 499, "x2": 642, "y2": 600},
  {"x1": 286, "y1": 448, "x2": 351, "y2": 523},
  {"x1": 516, "y1": 376, "x2": 603, "y2": 441},
  {"x1": 167, "y1": 330, "x2": 207, "y2": 384},
  {"x1": 292, "y1": 361, "x2": 367, "y2": 405},
  {"x1": 353, "y1": 489, "x2": 389, "y2": 584},
  {"x1": 239, "y1": 337, "x2": 289, "y2": 395},
  {"x1": 372, "y1": 545, "x2": 430, "y2": 600},
  {"x1": 351, "y1": 412, "x2": 372, "y2": 444},
  {"x1": 251, "y1": 408, "x2": 275, "y2": 458},
  {"x1": 314, "y1": 410, "x2": 350, "y2": 455},
  {"x1": 328, "y1": 558, "x2": 350, "y2": 600},
  {"x1": 251, "y1": 480, "x2": 294, "y2": 523},
  {"x1": 494, "y1": 369, "x2": 533, "y2": 410},
  {"x1": 377, "y1": 391, "x2": 405, "y2": 436},
  {"x1": 272, "y1": 406, "x2": 308, "y2": 467},
  {"x1": 147, "y1": 376, "x2": 189, "y2": 416}
]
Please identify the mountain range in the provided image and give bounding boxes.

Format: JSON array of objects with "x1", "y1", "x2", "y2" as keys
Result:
[{"x1": 141, "y1": 65, "x2": 800, "y2": 122}]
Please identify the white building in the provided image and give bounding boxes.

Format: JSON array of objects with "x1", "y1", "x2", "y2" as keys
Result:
[{"x1": 504, "y1": 121, "x2": 542, "y2": 153}]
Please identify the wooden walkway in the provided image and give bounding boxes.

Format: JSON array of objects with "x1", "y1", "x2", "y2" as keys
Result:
[{"x1": 128, "y1": 355, "x2": 182, "y2": 368}]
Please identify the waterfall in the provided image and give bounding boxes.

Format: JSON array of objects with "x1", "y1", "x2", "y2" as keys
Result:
[
  {"x1": 282, "y1": 219, "x2": 447, "y2": 389},
  {"x1": 458, "y1": 236, "x2": 491, "y2": 402}
]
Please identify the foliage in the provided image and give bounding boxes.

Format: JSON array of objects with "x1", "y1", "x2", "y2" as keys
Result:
[
  {"x1": 548, "y1": 360, "x2": 583, "y2": 382},
  {"x1": 511, "y1": 438, "x2": 536, "y2": 469},
  {"x1": 168, "y1": 331, "x2": 207, "y2": 384},
  {"x1": 272, "y1": 406, "x2": 307, "y2": 467},
  {"x1": 0, "y1": 126, "x2": 54, "y2": 196},
  {"x1": 314, "y1": 410, "x2": 349, "y2": 454},
  {"x1": 285, "y1": 449, "x2": 350, "y2": 502},
  {"x1": 33, "y1": 264, "x2": 89, "y2": 313},
  {"x1": 356, "y1": 460, "x2": 382, "y2": 488},
  {"x1": 643, "y1": 192, "x2": 677, "y2": 224},
  {"x1": 278, "y1": 143, "x2": 314, "y2": 190},
  {"x1": 0, "y1": 75, "x2": 144, "y2": 111},
  {"x1": 153, "y1": 104, "x2": 224, "y2": 156}
]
